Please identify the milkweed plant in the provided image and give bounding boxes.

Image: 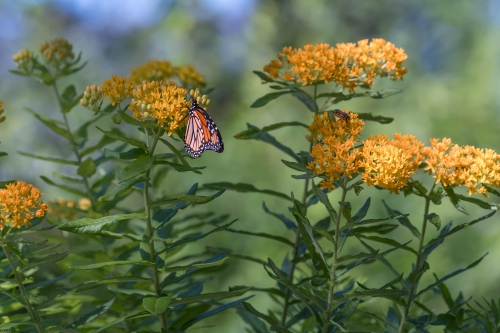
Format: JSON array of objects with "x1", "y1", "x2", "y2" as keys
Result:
[{"x1": 0, "y1": 37, "x2": 498, "y2": 332}]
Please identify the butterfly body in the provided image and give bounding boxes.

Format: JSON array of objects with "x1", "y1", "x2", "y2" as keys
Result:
[{"x1": 184, "y1": 99, "x2": 224, "y2": 158}]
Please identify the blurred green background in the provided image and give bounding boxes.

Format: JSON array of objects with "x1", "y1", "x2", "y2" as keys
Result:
[{"x1": 1, "y1": 0, "x2": 500, "y2": 330}]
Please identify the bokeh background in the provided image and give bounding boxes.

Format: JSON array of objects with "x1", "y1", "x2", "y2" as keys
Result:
[{"x1": 1, "y1": 0, "x2": 500, "y2": 331}]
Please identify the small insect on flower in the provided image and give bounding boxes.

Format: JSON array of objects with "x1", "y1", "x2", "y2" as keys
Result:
[
  {"x1": 334, "y1": 109, "x2": 351, "y2": 123},
  {"x1": 184, "y1": 98, "x2": 224, "y2": 158}
]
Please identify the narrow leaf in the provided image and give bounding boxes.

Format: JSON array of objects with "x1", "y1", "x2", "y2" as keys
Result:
[
  {"x1": 58, "y1": 212, "x2": 145, "y2": 234},
  {"x1": 96, "y1": 126, "x2": 147, "y2": 150},
  {"x1": 250, "y1": 91, "x2": 292, "y2": 108},
  {"x1": 18, "y1": 151, "x2": 78, "y2": 165},
  {"x1": 204, "y1": 182, "x2": 291, "y2": 201}
]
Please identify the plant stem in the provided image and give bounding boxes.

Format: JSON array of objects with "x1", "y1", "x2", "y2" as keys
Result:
[
  {"x1": 398, "y1": 195, "x2": 432, "y2": 333},
  {"x1": 322, "y1": 181, "x2": 347, "y2": 333},
  {"x1": 52, "y1": 82, "x2": 94, "y2": 204},
  {"x1": 1, "y1": 228, "x2": 44, "y2": 333},
  {"x1": 280, "y1": 177, "x2": 310, "y2": 326},
  {"x1": 144, "y1": 129, "x2": 168, "y2": 330}
]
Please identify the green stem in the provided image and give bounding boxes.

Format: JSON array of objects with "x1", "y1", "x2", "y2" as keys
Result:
[
  {"x1": 143, "y1": 128, "x2": 168, "y2": 331},
  {"x1": 398, "y1": 193, "x2": 433, "y2": 333},
  {"x1": 280, "y1": 177, "x2": 310, "y2": 326},
  {"x1": 322, "y1": 181, "x2": 347, "y2": 333},
  {"x1": 313, "y1": 83, "x2": 319, "y2": 113},
  {"x1": 1, "y1": 227, "x2": 44, "y2": 333},
  {"x1": 52, "y1": 82, "x2": 94, "y2": 205}
]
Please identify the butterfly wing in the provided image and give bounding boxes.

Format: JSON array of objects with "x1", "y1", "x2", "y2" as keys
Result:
[{"x1": 184, "y1": 104, "x2": 223, "y2": 158}]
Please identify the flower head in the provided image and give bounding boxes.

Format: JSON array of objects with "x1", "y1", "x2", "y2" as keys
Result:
[
  {"x1": 80, "y1": 85, "x2": 104, "y2": 113},
  {"x1": 263, "y1": 39, "x2": 408, "y2": 92},
  {"x1": 0, "y1": 101, "x2": 5, "y2": 123},
  {"x1": 360, "y1": 134, "x2": 424, "y2": 194},
  {"x1": 307, "y1": 111, "x2": 364, "y2": 190},
  {"x1": 101, "y1": 75, "x2": 135, "y2": 106},
  {"x1": 189, "y1": 88, "x2": 210, "y2": 110},
  {"x1": 38, "y1": 38, "x2": 75, "y2": 69},
  {"x1": 0, "y1": 181, "x2": 48, "y2": 229},
  {"x1": 129, "y1": 60, "x2": 176, "y2": 84},
  {"x1": 175, "y1": 65, "x2": 205, "y2": 88},
  {"x1": 129, "y1": 81, "x2": 189, "y2": 135},
  {"x1": 12, "y1": 49, "x2": 36, "y2": 71},
  {"x1": 421, "y1": 138, "x2": 500, "y2": 196}
]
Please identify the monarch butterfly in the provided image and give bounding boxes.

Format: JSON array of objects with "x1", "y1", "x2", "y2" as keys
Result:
[{"x1": 183, "y1": 98, "x2": 224, "y2": 158}]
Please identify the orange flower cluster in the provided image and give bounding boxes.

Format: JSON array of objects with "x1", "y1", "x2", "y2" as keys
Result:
[
  {"x1": 422, "y1": 138, "x2": 500, "y2": 196},
  {"x1": 129, "y1": 81, "x2": 189, "y2": 135},
  {"x1": 129, "y1": 60, "x2": 176, "y2": 84},
  {"x1": 263, "y1": 39, "x2": 408, "y2": 92},
  {"x1": 47, "y1": 198, "x2": 91, "y2": 221},
  {"x1": 307, "y1": 111, "x2": 364, "y2": 190},
  {"x1": 38, "y1": 38, "x2": 75, "y2": 69},
  {"x1": 0, "y1": 181, "x2": 48, "y2": 229},
  {"x1": 0, "y1": 101, "x2": 5, "y2": 123},
  {"x1": 101, "y1": 75, "x2": 135, "y2": 106},
  {"x1": 176, "y1": 65, "x2": 206, "y2": 88},
  {"x1": 129, "y1": 60, "x2": 206, "y2": 88},
  {"x1": 360, "y1": 134, "x2": 424, "y2": 193}
]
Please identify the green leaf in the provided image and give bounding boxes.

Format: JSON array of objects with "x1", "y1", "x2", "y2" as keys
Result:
[
  {"x1": 416, "y1": 253, "x2": 488, "y2": 297},
  {"x1": 456, "y1": 194, "x2": 496, "y2": 210},
  {"x1": 58, "y1": 212, "x2": 145, "y2": 234},
  {"x1": 368, "y1": 89, "x2": 403, "y2": 99},
  {"x1": 77, "y1": 157, "x2": 96, "y2": 177},
  {"x1": 160, "y1": 220, "x2": 237, "y2": 253},
  {"x1": 150, "y1": 189, "x2": 225, "y2": 208},
  {"x1": 72, "y1": 276, "x2": 151, "y2": 292},
  {"x1": 66, "y1": 298, "x2": 114, "y2": 329},
  {"x1": 73, "y1": 260, "x2": 153, "y2": 270},
  {"x1": 408, "y1": 261, "x2": 430, "y2": 284},
  {"x1": 104, "y1": 147, "x2": 146, "y2": 160},
  {"x1": 281, "y1": 159, "x2": 312, "y2": 173},
  {"x1": 22, "y1": 251, "x2": 69, "y2": 271},
  {"x1": 251, "y1": 91, "x2": 292, "y2": 108},
  {"x1": 154, "y1": 160, "x2": 206, "y2": 174},
  {"x1": 424, "y1": 211, "x2": 496, "y2": 250},
  {"x1": 164, "y1": 257, "x2": 228, "y2": 273},
  {"x1": 81, "y1": 133, "x2": 116, "y2": 157},
  {"x1": 108, "y1": 287, "x2": 155, "y2": 296},
  {"x1": 157, "y1": 138, "x2": 203, "y2": 174},
  {"x1": 241, "y1": 124, "x2": 300, "y2": 162},
  {"x1": 170, "y1": 288, "x2": 250, "y2": 306},
  {"x1": 91, "y1": 312, "x2": 152, "y2": 333},
  {"x1": 291, "y1": 90, "x2": 317, "y2": 112},
  {"x1": 293, "y1": 206, "x2": 329, "y2": 276},
  {"x1": 252, "y1": 70, "x2": 274, "y2": 82},
  {"x1": 61, "y1": 84, "x2": 82, "y2": 114},
  {"x1": 52, "y1": 172, "x2": 83, "y2": 183},
  {"x1": 96, "y1": 126, "x2": 147, "y2": 150},
  {"x1": 356, "y1": 113, "x2": 394, "y2": 124},
  {"x1": 226, "y1": 229, "x2": 294, "y2": 247},
  {"x1": 242, "y1": 302, "x2": 294, "y2": 333},
  {"x1": 382, "y1": 200, "x2": 421, "y2": 238},
  {"x1": 342, "y1": 214, "x2": 409, "y2": 231},
  {"x1": 0, "y1": 152, "x2": 8, "y2": 158},
  {"x1": 204, "y1": 182, "x2": 292, "y2": 201},
  {"x1": 116, "y1": 155, "x2": 156, "y2": 183},
  {"x1": 357, "y1": 235, "x2": 417, "y2": 255},
  {"x1": 40, "y1": 176, "x2": 88, "y2": 198},
  {"x1": 119, "y1": 111, "x2": 157, "y2": 128},
  {"x1": 100, "y1": 177, "x2": 149, "y2": 202},
  {"x1": 443, "y1": 186, "x2": 469, "y2": 215},
  {"x1": 143, "y1": 296, "x2": 171, "y2": 315},
  {"x1": 235, "y1": 122, "x2": 308, "y2": 140},
  {"x1": 338, "y1": 289, "x2": 407, "y2": 300},
  {"x1": 179, "y1": 296, "x2": 254, "y2": 331},
  {"x1": 311, "y1": 182, "x2": 337, "y2": 222},
  {"x1": 0, "y1": 180, "x2": 15, "y2": 188},
  {"x1": 426, "y1": 213, "x2": 441, "y2": 230},
  {"x1": 24, "y1": 107, "x2": 71, "y2": 140},
  {"x1": 18, "y1": 151, "x2": 78, "y2": 165}
]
